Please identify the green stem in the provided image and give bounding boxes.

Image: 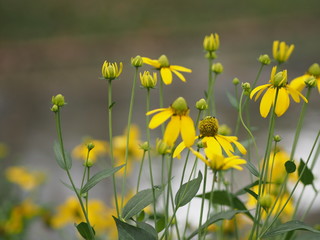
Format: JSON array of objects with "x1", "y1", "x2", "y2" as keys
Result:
[
  {"x1": 198, "y1": 164, "x2": 208, "y2": 240},
  {"x1": 121, "y1": 67, "x2": 138, "y2": 210},
  {"x1": 136, "y1": 150, "x2": 146, "y2": 193},
  {"x1": 164, "y1": 153, "x2": 174, "y2": 239}
]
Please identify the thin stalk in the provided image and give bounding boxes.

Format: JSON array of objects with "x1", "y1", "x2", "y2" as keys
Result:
[
  {"x1": 164, "y1": 154, "x2": 174, "y2": 240},
  {"x1": 198, "y1": 165, "x2": 208, "y2": 240},
  {"x1": 107, "y1": 79, "x2": 120, "y2": 218},
  {"x1": 136, "y1": 150, "x2": 146, "y2": 193},
  {"x1": 121, "y1": 67, "x2": 139, "y2": 210}
]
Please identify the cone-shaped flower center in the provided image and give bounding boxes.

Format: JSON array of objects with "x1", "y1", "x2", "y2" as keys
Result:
[
  {"x1": 171, "y1": 97, "x2": 188, "y2": 115},
  {"x1": 158, "y1": 55, "x2": 170, "y2": 67},
  {"x1": 271, "y1": 68, "x2": 287, "y2": 87},
  {"x1": 308, "y1": 63, "x2": 320, "y2": 77},
  {"x1": 198, "y1": 116, "x2": 219, "y2": 137}
]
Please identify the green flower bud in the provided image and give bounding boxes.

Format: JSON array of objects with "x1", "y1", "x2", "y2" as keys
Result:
[
  {"x1": 102, "y1": 61, "x2": 123, "y2": 80},
  {"x1": 131, "y1": 55, "x2": 143, "y2": 67},
  {"x1": 51, "y1": 104, "x2": 59, "y2": 112},
  {"x1": 198, "y1": 116, "x2": 219, "y2": 137},
  {"x1": 158, "y1": 55, "x2": 170, "y2": 67},
  {"x1": 232, "y1": 77, "x2": 240, "y2": 85},
  {"x1": 307, "y1": 63, "x2": 320, "y2": 77},
  {"x1": 305, "y1": 76, "x2": 317, "y2": 88},
  {"x1": 140, "y1": 141, "x2": 150, "y2": 151},
  {"x1": 273, "y1": 135, "x2": 282, "y2": 142},
  {"x1": 273, "y1": 71, "x2": 287, "y2": 87},
  {"x1": 84, "y1": 159, "x2": 94, "y2": 168},
  {"x1": 195, "y1": 98, "x2": 208, "y2": 110},
  {"x1": 212, "y1": 62, "x2": 224, "y2": 74},
  {"x1": 52, "y1": 94, "x2": 66, "y2": 107},
  {"x1": 259, "y1": 194, "x2": 273, "y2": 209},
  {"x1": 87, "y1": 142, "x2": 95, "y2": 151},
  {"x1": 258, "y1": 54, "x2": 271, "y2": 65},
  {"x1": 171, "y1": 97, "x2": 188, "y2": 114},
  {"x1": 218, "y1": 124, "x2": 232, "y2": 136},
  {"x1": 203, "y1": 33, "x2": 220, "y2": 52},
  {"x1": 197, "y1": 140, "x2": 205, "y2": 149},
  {"x1": 140, "y1": 71, "x2": 157, "y2": 89},
  {"x1": 156, "y1": 139, "x2": 170, "y2": 155},
  {"x1": 241, "y1": 82, "x2": 251, "y2": 95}
]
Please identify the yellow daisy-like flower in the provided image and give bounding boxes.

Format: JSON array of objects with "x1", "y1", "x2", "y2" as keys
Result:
[
  {"x1": 101, "y1": 60, "x2": 123, "y2": 80},
  {"x1": 272, "y1": 40, "x2": 294, "y2": 64},
  {"x1": 72, "y1": 138, "x2": 108, "y2": 164},
  {"x1": 173, "y1": 116, "x2": 246, "y2": 158},
  {"x1": 290, "y1": 63, "x2": 320, "y2": 92},
  {"x1": 147, "y1": 97, "x2": 196, "y2": 147},
  {"x1": 250, "y1": 66, "x2": 308, "y2": 118},
  {"x1": 142, "y1": 55, "x2": 192, "y2": 85}
]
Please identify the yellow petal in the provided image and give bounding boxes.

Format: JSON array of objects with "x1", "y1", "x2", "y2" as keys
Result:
[
  {"x1": 203, "y1": 137, "x2": 222, "y2": 157},
  {"x1": 171, "y1": 69, "x2": 186, "y2": 82},
  {"x1": 317, "y1": 78, "x2": 320, "y2": 93},
  {"x1": 250, "y1": 84, "x2": 270, "y2": 100},
  {"x1": 148, "y1": 109, "x2": 173, "y2": 129},
  {"x1": 215, "y1": 135, "x2": 234, "y2": 157},
  {"x1": 289, "y1": 75, "x2": 309, "y2": 92},
  {"x1": 180, "y1": 116, "x2": 196, "y2": 147},
  {"x1": 160, "y1": 67, "x2": 173, "y2": 85},
  {"x1": 285, "y1": 44, "x2": 295, "y2": 60},
  {"x1": 260, "y1": 87, "x2": 275, "y2": 118},
  {"x1": 173, "y1": 141, "x2": 186, "y2": 159},
  {"x1": 287, "y1": 85, "x2": 308, "y2": 103},
  {"x1": 142, "y1": 57, "x2": 161, "y2": 68},
  {"x1": 170, "y1": 65, "x2": 192, "y2": 72},
  {"x1": 275, "y1": 88, "x2": 290, "y2": 117},
  {"x1": 189, "y1": 147, "x2": 209, "y2": 166},
  {"x1": 279, "y1": 42, "x2": 286, "y2": 61},
  {"x1": 146, "y1": 108, "x2": 169, "y2": 116},
  {"x1": 164, "y1": 116, "x2": 180, "y2": 146},
  {"x1": 273, "y1": 40, "x2": 279, "y2": 59},
  {"x1": 221, "y1": 135, "x2": 247, "y2": 155}
]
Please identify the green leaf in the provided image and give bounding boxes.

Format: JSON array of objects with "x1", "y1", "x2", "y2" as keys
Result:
[
  {"x1": 109, "y1": 101, "x2": 116, "y2": 109},
  {"x1": 186, "y1": 210, "x2": 246, "y2": 240},
  {"x1": 113, "y1": 217, "x2": 157, "y2": 240},
  {"x1": 53, "y1": 141, "x2": 72, "y2": 170},
  {"x1": 81, "y1": 165, "x2": 124, "y2": 194},
  {"x1": 235, "y1": 180, "x2": 260, "y2": 195},
  {"x1": 285, "y1": 161, "x2": 296, "y2": 173},
  {"x1": 226, "y1": 91, "x2": 239, "y2": 110},
  {"x1": 175, "y1": 171, "x2": 202, "y2": 208},
  {"x1": 298, "y1": 159, "x2": 314, "y2": 186},
  {"x1": 136, "y1": 222, "x2": 158, "y2": 239},
  {"x1": 155, "y1": 216, "x2": 166, "y2": 233},
  {"x1": 75, "y1": 222, "x2": 95, "y2": 240},
  {"x1": 245, "y1": 161, "x2": 260, "y2": 177},
  {"x1": 261, "y1": 220, "x2": 320, "y2": 238},
  {"x1": 60, "y1": 180, "x2": 80, "y2": 194},
  {"x1": 122, "y1": 186, "x2": 163, "y2": 221},
  {"x1": 197, "y1": 190, "x2": 253, "y2": 220}
]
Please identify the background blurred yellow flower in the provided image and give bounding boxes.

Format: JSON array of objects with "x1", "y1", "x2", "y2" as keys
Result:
[{"x1": 72, "y1": 138, "x2": 108, "y2": 163}]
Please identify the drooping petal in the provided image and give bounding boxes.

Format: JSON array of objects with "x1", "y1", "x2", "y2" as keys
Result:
[
  {"x1": 142, "y1": 57, "x2": 161, "y2": 68},
  {"x1": 275, "y1": 87, "x2": 290, "y2": 117},
  {"x1": 160, "y1": 68, "x2": 173, "y2": 85},
  {"x1": 223, "y1": 156, "x2": 247, "y2": 170},
  {"x1": 170, "y1": 65, "x2": 192, "y2": 72},
  {"x1": 260, "y1": 87, "x2": 275, "y2": 118},
  {"x1": 215, "y1": 135, "x2": 234, "y2": 157},
  {"x1": 146, "y1": 108, "x2": 169, "y2": 115},
  {"x1": 173, "y1": 141, "x2": 186, "y2": 159},
  {"x1": 180, "y1": 116, "x2": 196, "y2": 147},
  {"x1": 148, "y1": 109, "x2": 173, "y2": 129},
  {"x1": 203, "y1": 137, "x2": 222, "y2": 157},
  {"x1": 287, "y1": 85, "x2": 308, "y2": 103},
  {"x1": 289, "y1": 75, "x2": 309, "y2": 92},
  {"x1": 220, "y1": 135, "x2": 247, "y2": 155},
  {"x1": 171, "y1": 69, "x2": 186, "y2": 82},
  {"x1": 189, "y1": 147, "x2": 209, "y2": 166},
  {"x1": 317, "y1": 78, "x2": 320, "y2": 93},
  {"x1": 163, "y1": 116, "x2": 181, "y2": 146},
  {"x1": 250, "y1": 84, "x2": 271, "y2": 100}
]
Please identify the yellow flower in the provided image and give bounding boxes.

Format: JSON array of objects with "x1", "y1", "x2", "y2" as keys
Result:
[
  {"x1": 140, "y1": 71, "x2": 157, "y2": 89},
  {"x1": 72, "y1": 138, "x2": 108, "y2": 164},
  {"x1": 51, "y1": 196, "x2": 114, "y2": 236},
  {"x1": 142, "y1": 55, "x2": 192, "y2": 85},
  {"x1": 250, "y1": 66, "x2": 308, "y2": 118},
  {"x1": 190, "y1": 148, "x2": 246, "y2": 171},
  {"x1": 113, "y1": 124, "x2": 143, "y2": 175},
  {"x1": 272, "y1": 40, "x2": 294, "y2": 63},
  {"x1": 173, "y1": 116, "x2": 246, "y2": 158},
  {"x1": 147, "y1": 97, "x2": 196, "y2": 147},
  {"x1": 203, "y1": 33, "x2": 220, "y2": 52},
  {"x1": 290, "y1": 63, "x2": 320, "y2": 92},
  {"x1": 5, "y1": 166, "x2": 45, "y2": 191},
  {"x1": 0, "y1": 142, "x2": 8, "y2": 159},
  {"x1": 101, "y1": 60, "x2": 123, "y2": 80}
]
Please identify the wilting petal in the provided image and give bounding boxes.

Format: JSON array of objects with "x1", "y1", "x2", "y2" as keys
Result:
[
  {"x1": 160, "y1": 67, "x2": 173, "y2": 85},
  {"x1": 164, "y1": 116, "x2": 180, "y2": 146},
  {"x1": 287, "y1": 85, "x2": 308, "y2": 103},
  {"x1": 170, "y1": 65, "x2": 192, "y2": 72},
  {"x1": 171, "y1": 69, "x2": 186, "y2": 82},
  {"x1": 250, "y1": 84, "x2": 270, "y2": 100},
  {"x1": 181, "y1": 116, "x2": 196, "y2": 147},
  {"x1": 148, "y1": 109, "x2": 173, "y2": 129},
  {"x1": 260, "y1": 88, "x2": 275, "y2": 118},
  {"x1": 215, "y1": 135, "x2": 234, "y2": 157},
  {"x1": 220, "y1": 135, "x2": 247, "y2": 155},
  {"x1": 146, "y1": 108, "x2": 169, "y2": 115},
  {"x1": 142, "y1": 57, "x2": 161, "y2": 68},
  {"x1": 275, "y1": 88, "x2": 290, "y2": 117}
]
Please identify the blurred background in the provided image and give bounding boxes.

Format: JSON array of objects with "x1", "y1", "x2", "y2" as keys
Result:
[{"x1": 1, "y1": 0, "x2": 320, "y2": 238}]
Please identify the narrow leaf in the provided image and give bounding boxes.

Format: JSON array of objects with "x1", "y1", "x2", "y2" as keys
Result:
[
  {"x1": 75, "y1": 222, "x2": 95, "y2": 240},
  {"x1": 113, "y1": 217, "x2": 157, "y2": 240},
  {"x1": 246, "y1": 161, "x2": 260, "y2": 177},
  {"x1": 60, "y1": 180, "x2": 80, "y2": 194},
  {"x1": 186, "y1": 210, "x2": 246, "y2": 239},
  {"x1": 122, "y1": 186, "x2": 163, "y2": 220},
  {"x1": 175, "y1": 171, "x2": 202, "y2": 208},
  {"x1": 298, "y1": 159, "x2": 314, "y2": 186},
  {"x1": 109, "y1": 101, "x2": 116, "y2": 109},
  {"x1": 262, "y1": 220, "x2": 320, "y2": 238},
  {"x1": 81, "y1": 165, "x2": 124, "y2": 194},
  {"x1": 226, "y1": 91, "x2": 239, "y2": 110},
  {"x1": 136, "y1": 222, "x2": 158, "y2": 239},
  {"x1": 53, "y1": 141, "x2": 72, "y2": 170}
]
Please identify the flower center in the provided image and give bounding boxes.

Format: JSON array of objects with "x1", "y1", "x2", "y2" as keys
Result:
[
  {"x1": 198, "y1": 116, "x2": 219, "y2": 137},
  {"x1": 171, "y1": 97, "x2": 188, "y2": 115}
]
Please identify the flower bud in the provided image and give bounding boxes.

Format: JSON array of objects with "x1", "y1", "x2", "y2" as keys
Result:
[
  {"x1": 156, "y1": 139, "x2": 170, "y2": 155},
  {"x1": 140, "y1": 141, "x2": 150, "y2": 151},
  {"x1": 272, "y1": 40, "x2": 294, "y2": 63},
  {"x1": 195, "y1": 98, "x2": 208, "y2": 110},
  {"x1": 84, "y1": 159, "x2": 94, "y2": 168},
  {"x1": 232, "y1": 77, "x2": 240, "y2": 86},
  {"x1": 203, "y1": 33, "x2": 220, "y2": 52},
  {"x1": 307, "y1": 63, "x2": 320, "y2": 77},
  {"x1": 273, "y1": 71, "x2": 287, "y2": 87},
  {"x1": 197, "y1": 140, "x2": 205, "y2": 149},
  {"x1": 171, "y1": 97, "x2": 188, "y2": 114},
  {"x1": 51, "y1": 104, "x2": 59, "y2": 112},
  {"x1": 87, "y1": 142, "x2": 95, "y2": 151},
  {"x1": 259, "y1": 194, "x2": 273, "y2": 209},
  {"x1": 305, "y1": 76, "x2": 317, "y2": 88},
  {"x1": 218, "y1": 124, "x2": 231, "y2": 136},
  {"x1": 52, "y1": 94, "x2": 66, "y2": 107},
  {"x1": 273, "y1": 135, "x2": 282, "y2": 142},
  {"x1": 102, "y1": 61, "x2": 123, "y2": 80},
  {"x1": 241, "y1": 82, "x2": 251, "y2": 95},
  {"x1": 140, "y1": 71, "x2": 157, "y2": 89},
  {"x1": 131, "y1": 55, "x2": 143, "y2": 67},
  {"x1": 258, "y1": 54, "x2": 271, "y2": 65},
  {"x1": 212, "y1": 62, "x2": 224, "y2": 74},
  {"x1": 158, "y1": 55, "x2": 170, "y2": 67},
  {"x1": 199, "y1": 116, "x2": 219, "y2": 137}
]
